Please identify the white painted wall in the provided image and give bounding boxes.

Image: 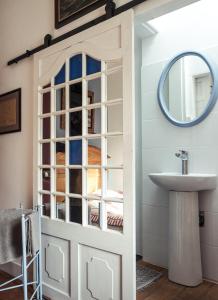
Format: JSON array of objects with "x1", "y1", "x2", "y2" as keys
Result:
[{"x1": 141, "y1": 0, "x2": 218, "y2": 281}]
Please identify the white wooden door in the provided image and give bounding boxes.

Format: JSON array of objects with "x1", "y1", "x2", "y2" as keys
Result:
[{"x1": 33, "y1": 10, "x2": 135, "y2": 300}]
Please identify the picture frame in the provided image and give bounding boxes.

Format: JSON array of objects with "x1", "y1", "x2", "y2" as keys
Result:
[
  {"x1": 0, "y1": 88, "x2": 21, "y2": 135},
  {"x1": 55, "y1": 0, "x2": 106, "y2": 29},
  {"x1": 88, "y1": 91, "x2": 94, "y2": 134}
]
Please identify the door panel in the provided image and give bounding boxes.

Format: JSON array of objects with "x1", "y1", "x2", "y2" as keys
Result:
[
  {"x1": 34, "y1": 10, "x2": 135, "y2": 300},
  {"x1": 42, "y1": 234, "x2": 70, "y2": 297},
  {"x1": 79, "y1": 245, "x2": 121, "y2": 300}
]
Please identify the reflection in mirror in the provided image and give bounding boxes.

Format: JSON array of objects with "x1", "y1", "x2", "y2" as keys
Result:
[
  {"x1": 69, "y1": 169, "x2": 82, "y2": 195},
  {"x1": 56, "y1": 168, "x2": 65, "y2": 193},
  {"x1": 86, "y1": 56, "x2": 101, "y2": 75},
  {"x1": 106, "y1": 202, "x2": 123, "y2": 232},
  {"x1": 55, "y1": 115, "x2": 65, "y2": 138},
  {"x1": 42, "y1": 143, "x2": 50, "y2": 165},
  {"x1": 107, "y1": 70, "x2": 123, "y2": 101},
  {"x1": 107, "y1": 136, "x2": 123, "y2": 167},
  {"x1": 55, "y1": 64, "x2": 65, "y2": 85},
  {"x1": 69, "y1": 111, "x2": 82, "y2": 136},
  {"x1": 70, "y1": 54, "x2": 82, "y2": 80},
  {"x1": 42, "y1": 91, "x2": 51, "y2": 114},
  {"x1": 69, "y1": 140, "x2": 82, "y2": 165},
  {"x1": 88, "y1": 139, "x2": 101, "y2": 165},
  {"x1": 42, "y1": 168, "x2": 50, "y2": 191},
  {"x1": 87, "y1": 108, "x2": 101, "y2": 134},
  {"x1": 70, "y1": 82, "x2": 82, "y2": 108},
  {"x1": 107, "y1": 169, "x2": 123, "y2": 197},
  {"x1": 42, "y1": 117, "x2": 50, "y2": 139},
  {"x1": 56, "y1": 196, "x2": 65, "y2": 220},
  {"x1": 163, "y1": 55, "x2": 213, "y2": 122},
  {"x1": 88, "y1": 200, "x2": 100, "y2": 227},
  {"x1": 56, "y1": 142, "x2": 65, "y2": 165},
  {"x1": 69, "y1": 198, "x2": 82, "y2": 224},
  {"x1": 56, "y1": 88, "x2": 65, "y2": 111},
  {"x1": 107, "y1": 104, "x2": 123, "y2": 132},
  {"x1": 42, "y1": 194, "x2": 50, "y2": 217},
  {"x1": 87, "y1": 168, "x2": 101, "y2": 196},
  {"x1": 87, "y1": 78, "x2": 101, "y2": 104}
]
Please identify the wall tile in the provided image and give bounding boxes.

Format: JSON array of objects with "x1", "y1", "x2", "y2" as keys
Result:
[
  {"x1": 142, "y1": 119, "x2": 192, "y2": 149},
  {"x1": 141, "y1": 61, "x2": 165, "y2": 94},
  {"x1": 201, "y1": 244, "x2": 218, "y2": 281},
  {"x1": 142, "y1": 234, "x2": 168, "y2": 268},
  {"x1": 141, "y1": 91, "x2": 163, "y2": 121},
  {"x1": 143, "y1": 177, "x2": 169, "y2": 207},
  {"x1": 200, "y1": 212, "x2": 218, "y2": 246},
  {"x1": 142, "y1": 204, "x2": 169, "y2": 238}
]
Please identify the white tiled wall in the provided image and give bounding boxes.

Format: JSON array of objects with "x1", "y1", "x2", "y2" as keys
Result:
[{"x1": 141, "y1": 0, "x2": 218, "y2": 281}]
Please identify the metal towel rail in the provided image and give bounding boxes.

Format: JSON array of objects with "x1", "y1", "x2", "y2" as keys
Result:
[{"x1": 0, "y1": 206, "x2": 42, "y2": 300}]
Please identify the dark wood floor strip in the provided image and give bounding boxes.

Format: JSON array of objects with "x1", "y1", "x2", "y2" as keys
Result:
[{"x1": 136, "y1": 262, "x2": 218, "y2": 300}]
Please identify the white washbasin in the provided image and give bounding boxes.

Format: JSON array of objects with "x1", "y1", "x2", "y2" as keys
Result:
[{"x1": 149, "y1": 172, "x2": 217, "y2": 192}]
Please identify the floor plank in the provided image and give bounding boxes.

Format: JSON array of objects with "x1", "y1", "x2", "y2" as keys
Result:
[
  {"x1": 0, "y1": 270, "x2": 25, "y2": 300},
  {"x1": 136, "y1": 262, "x2": 218, "y2": 300}
]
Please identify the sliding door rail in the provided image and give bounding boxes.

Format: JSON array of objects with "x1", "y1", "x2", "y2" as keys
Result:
[{"x1": 7, "y1": 0, "x2": 147, "y2": 66}]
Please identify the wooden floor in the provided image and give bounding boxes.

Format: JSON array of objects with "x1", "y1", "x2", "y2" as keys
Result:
[
  {"x1": 1, "y1": 265, "x2": 218, "y2": 300},
  {"x1": 137, "y1": 261, "x2": 218, "y2": 300},
  {"x1": 0, "y1": 270, "x2": 26, "y2": 300}
]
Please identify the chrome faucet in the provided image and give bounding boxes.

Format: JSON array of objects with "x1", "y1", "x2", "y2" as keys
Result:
[{"x1": 175, "y1": 150, "x2": 188, "y2": 175}]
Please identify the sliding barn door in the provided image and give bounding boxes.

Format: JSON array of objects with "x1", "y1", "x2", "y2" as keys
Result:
[{"x1": 33, "y1": 10, "x2": 135, "y2": 300}]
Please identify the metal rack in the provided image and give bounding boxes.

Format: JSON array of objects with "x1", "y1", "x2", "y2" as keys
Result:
[{"x1": 0, "y1": 206, "x2": 42, "y2": 300}]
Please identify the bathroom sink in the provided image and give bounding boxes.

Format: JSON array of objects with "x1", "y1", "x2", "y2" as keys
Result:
[{"x1": 149, "y1": 173, "x2": 217, "y2": 192}]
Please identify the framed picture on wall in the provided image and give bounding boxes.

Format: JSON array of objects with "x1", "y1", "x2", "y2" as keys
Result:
[
  {"x1": 0, "y1": 88, "x2": 21, "y2": 134},
  {"x1": 55, "y1": 0, "x2": 106, "y2": 29}
]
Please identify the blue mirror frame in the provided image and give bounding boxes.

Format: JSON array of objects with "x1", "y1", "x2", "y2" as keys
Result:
[{"x1": 157, "y1": 51, "x2": 218, "y2": 127}]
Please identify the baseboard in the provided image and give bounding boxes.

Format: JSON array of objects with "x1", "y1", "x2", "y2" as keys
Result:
[{"x1": 0, "y1": 261, "x2": 21, "y2": 277}]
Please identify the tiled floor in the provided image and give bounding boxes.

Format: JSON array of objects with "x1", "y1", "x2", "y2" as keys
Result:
[{"x1": 137, "y1": 261, "x2": 218, "y2": 300}]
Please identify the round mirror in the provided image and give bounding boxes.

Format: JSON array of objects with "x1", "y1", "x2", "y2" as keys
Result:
[{"x1": 158, "y1": 51, "x2": 218, "y2": 127}]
